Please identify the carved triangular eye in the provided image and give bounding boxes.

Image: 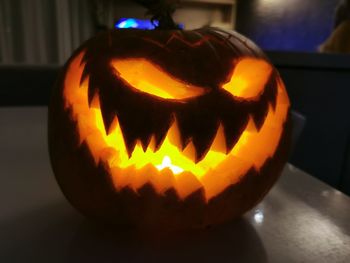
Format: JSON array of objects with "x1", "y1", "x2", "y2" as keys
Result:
[
  {"x1": 222, "y1": 58, "x2": 273, "y2": 100},
  {"x1": 111, "y1": 58, "x2": 207, "y2": 100}
]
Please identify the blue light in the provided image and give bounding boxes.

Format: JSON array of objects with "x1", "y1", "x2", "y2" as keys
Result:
[
  {"x1": 116, "y1": 18, "x2": 139, "y2": 29},
  {"x1": 115, "y1": 18, "x2": 157, "y2": 30},
  {"x1": 115, "y1": 18, "x2": 184, "y2": 30}
]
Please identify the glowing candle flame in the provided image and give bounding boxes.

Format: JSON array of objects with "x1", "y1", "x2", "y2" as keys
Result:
[{"x1": 156, "y1": 156, "x2": 184, "y2": 174}]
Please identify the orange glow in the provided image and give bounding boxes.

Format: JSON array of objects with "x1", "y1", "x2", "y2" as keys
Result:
[
  {"x1": 156, "y1": 156, "x2": 184, "y2": 174},
  {"x1": 222, "y1": 58, "x2": 273, "y2": 100},
  {"x1": 64, "y1": 52, "x2": 289, "y2": 201},
  {"x1": 111, "y1": 58, "x2": 206, "y2": 100}
]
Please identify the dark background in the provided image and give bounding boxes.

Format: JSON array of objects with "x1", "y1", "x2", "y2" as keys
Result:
[{"x1": 236, "y1": 0, "x2": 339, "y2": 52}]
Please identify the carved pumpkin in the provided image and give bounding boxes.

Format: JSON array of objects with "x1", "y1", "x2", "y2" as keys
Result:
[{"x1": 48, "y1": 27, "x2": 291, "y2": 230}]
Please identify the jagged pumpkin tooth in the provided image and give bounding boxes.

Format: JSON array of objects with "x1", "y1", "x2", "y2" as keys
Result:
[
  {"x1": 116, "y1": 115, "x2": 137, "y2": 157},
  {"x1": 222, "y1": 115, "x2": 249, "y2": 153},
  {"x1": 76, "y1": 113, "x2": 96, "y2": 144},
  {"x1": 87, "y1": 75, "x2": 98, "y2": 107},
  {"x1": 111, "y1": 166, "x2": 134, "y2": 190},
  {"x1": 80, "y1": 63, "x2": 89, "y2": 86},
  {"x1": 154, "y1": 117, "x2": 173, "y2": 150},
  {"x1": 175, "y1": 171, "x2": 202, "y2": 199},
  {"x1": 150, "y1": 167, "x2": 175, "y2": 194},
  {"x1": 251, "y1": 100, "x2": 269, "y2": 131},
  {"x1": 167, "y1": 117, "x2": 183, "y2": 152},
  {"x1": 201, "y1": 170, "x2": 232, "y2": 201},
  {"x1": 130, "y1": 164, "x2": 153, "y2": 191},
  {"x1": 209, "y1": 123, "x2": 227, "y2": 153},
  {"x1": 99, "y1": 98, "x2": 116, "y2": 135},
  {"x1": 140, "y1": 134, "x2": 153, "y2": 152}
]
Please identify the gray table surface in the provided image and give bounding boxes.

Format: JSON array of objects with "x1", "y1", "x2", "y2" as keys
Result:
[{"x1": 0, "y1": 107, "x2": 350, "y2": 263}]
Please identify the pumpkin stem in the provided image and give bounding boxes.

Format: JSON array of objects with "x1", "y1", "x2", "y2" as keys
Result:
[{"x1": 131, "y1": 0, "x2": 181, "y2": 30}]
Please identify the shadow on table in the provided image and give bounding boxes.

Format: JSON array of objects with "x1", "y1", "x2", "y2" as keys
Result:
[
  {"x1": 67, "y1": 217, "x2": 267, "y2": 263},
  {"x1": 0, "y1": 200, "x2": 267, "y2": 263},
  {"x1": 0, "y1": 201, "x2": 82, "y2": 263}
]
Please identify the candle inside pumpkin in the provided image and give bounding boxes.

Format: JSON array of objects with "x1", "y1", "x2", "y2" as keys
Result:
[{"x1": 63, "y1": 51, "x2": 289, "y2": 200}]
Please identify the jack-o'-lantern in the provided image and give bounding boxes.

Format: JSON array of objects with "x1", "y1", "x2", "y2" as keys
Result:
[{"x1": 48, "y1": 2, "x2": 291, "y2": 230}]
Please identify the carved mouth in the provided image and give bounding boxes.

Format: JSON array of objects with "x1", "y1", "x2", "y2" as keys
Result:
[
  {"x1": 64, "y1": 51, "x2": 289, "y2": 200},
  {"x1": 86, "y1": 105, "x2": 275, "y2": 177},
  {"x1": 82, "y1": 57, "x2": 278, "y2": 163}
]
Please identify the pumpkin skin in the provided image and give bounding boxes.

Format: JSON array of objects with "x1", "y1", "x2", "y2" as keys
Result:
[{"x1": 48, "y1": 27, "x2": 291, "y2": 231}]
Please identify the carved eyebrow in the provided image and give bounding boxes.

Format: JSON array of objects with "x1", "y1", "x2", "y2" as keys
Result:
[
  {"x1": 111, "y1": 58, "x2": 207, "y2": 100},
  {"x1": 222, "y1": 58, "x2": 273, "y2": 100}
]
